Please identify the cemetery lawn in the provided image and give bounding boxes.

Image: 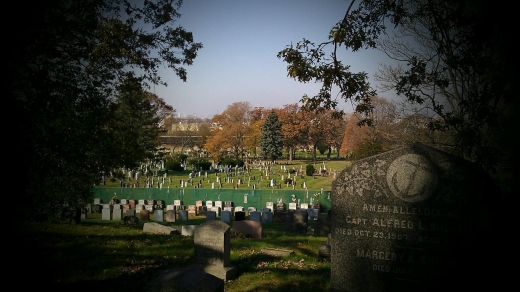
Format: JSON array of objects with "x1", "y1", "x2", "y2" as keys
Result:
[
  {"x1": 102, "y1": 159, "x2": 350, "y2": 191},
  {"x1": 16, "y1": 213, "x2": 331, "y2": 291}
]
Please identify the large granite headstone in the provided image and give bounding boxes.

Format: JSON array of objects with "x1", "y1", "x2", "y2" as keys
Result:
[
  {"x1": 193, "y1": 221, "x2": 237, "y2": 281},
  {"x1": 330, "y1": 143, "x2": 500, "y2": 291}
]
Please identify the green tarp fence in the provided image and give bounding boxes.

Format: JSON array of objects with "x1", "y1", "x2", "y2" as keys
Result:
[{"x1": 94, "y1": 187, "x2": 331, "y2": 211}]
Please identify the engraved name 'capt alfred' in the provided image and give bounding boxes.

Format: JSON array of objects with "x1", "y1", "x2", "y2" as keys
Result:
[{"x1": 329, "y1": 143, "x2": 498, "y2": 292}]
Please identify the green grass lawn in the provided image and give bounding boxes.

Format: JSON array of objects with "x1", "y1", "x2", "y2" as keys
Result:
[
  {"x1": 101, "y1": 159, "x2": 351, "y2": 192},
  {"x1": 16, "y1": 212, "x2": 332, "y2": 291}
]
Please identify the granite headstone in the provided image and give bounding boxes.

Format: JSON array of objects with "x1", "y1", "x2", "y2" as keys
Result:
[{"x1": 330, "y1": 143, "x2": 500, "y2": 291}]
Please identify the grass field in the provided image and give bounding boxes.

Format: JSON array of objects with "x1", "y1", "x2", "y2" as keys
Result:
[
  {"x1": 16, "y1": 212, "x2": 332, "y2": 291},
  {"x1": 101, "y1": 159, "x2": 351, "y2": 192}
]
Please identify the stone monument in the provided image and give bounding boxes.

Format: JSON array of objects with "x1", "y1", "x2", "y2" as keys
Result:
[
  {"x1": 330, "y1": 143, "x2": 500, "y2": 291},
  {"x1": 193, "y1": 220, "x2": 237, "y2": 281}
]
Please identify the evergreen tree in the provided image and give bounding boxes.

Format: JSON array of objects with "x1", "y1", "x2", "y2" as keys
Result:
[
  {"x1": 260, "y1": 111, "x2": 284, "y2": 162},
  {"x1": 8, "y1": 0, "x2": 202, "y2": 223}
]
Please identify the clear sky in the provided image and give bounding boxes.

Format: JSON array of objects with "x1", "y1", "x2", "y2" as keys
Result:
[{"x1": 154, "y1": 0, "x2": 397, "y2": 119}]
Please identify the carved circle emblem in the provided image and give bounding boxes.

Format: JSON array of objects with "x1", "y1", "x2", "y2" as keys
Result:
[{"x1": 386, "y1": 154, "x2": 437, "y2": 202}]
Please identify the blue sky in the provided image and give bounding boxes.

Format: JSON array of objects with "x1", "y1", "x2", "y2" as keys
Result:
[{"x1": 154, "y1": 0, "x2": 396, "y2": 119}]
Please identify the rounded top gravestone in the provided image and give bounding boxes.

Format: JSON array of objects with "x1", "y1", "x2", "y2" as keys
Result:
[{"x1": 330, "y1": 143, "x2": 501, "y2": 292}]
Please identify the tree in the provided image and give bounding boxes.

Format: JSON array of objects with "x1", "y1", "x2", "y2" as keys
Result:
[
  {"x1": 206, "y1": 102, "x2": 252, "y2": 161},
  {"x1": 109, "y1": 76, "x2": 172, "y2": 169},
  {"x1": 246, "y1": 107, "x2": 269, "y2": 158},
  {"x1": 260, "y1": 110, "x2": 284, "y2": 162},
  {"x1": 278, "y1": 104, "x2": 311, "y2": 162},
  {"x1": 9, "y1": 0, "x2": 202, "y2": 222},
  {"x1": 277, "y1": 0, "x2": 515, "y2": 174}
]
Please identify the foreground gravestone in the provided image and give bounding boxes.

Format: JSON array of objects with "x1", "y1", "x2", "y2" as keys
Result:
[
  {"x1": 232, "y1": 220, "x2": 263, "y2": 239},
  {"x1": 193, "y1": 221, "x2": 237, "y2": 281},
  {"x1": 142, "y1": 222, "x2": 177, "y2": 235},
  {"x1": 330, "y1": 143, "x2": 500, "y2": 292},
  {"x1": 148, "y1": 267, "x2": 224, "y2": 292}
]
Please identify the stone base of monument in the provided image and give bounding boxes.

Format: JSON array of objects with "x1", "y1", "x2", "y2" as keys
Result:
[
  {"x1": 148, "y1": 267, "x2": 224, "y2": 292},
  {"x1": 191, "y1": 264, "x2": 237, "y2": 282}
]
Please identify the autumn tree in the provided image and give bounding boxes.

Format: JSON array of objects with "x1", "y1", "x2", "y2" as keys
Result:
[
  {"x1": 260, "y1": 110, "x2": 284, "y2": 162},
  {"x1": 205, "y1": 102, "x2": 252, "y2": 162},
  {"x1": 9, "y1": 0, "x2": 202, "y2": 222},
  {"x1": 278, "y1": 0, "x2": 515, "y2": 174},
  {"x1": 246, "y1": 107, "x2": 269, "y2": 158},
  {"x1": 278, "y1": 104, "x2": 309, "y2": 162}
]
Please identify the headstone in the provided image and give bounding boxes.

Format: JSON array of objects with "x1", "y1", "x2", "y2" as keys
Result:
[
  {"x1": 143, "y1": 222, "x2": 177, "y2": 235},
  {"x1": 139, "y1": 209, "x2": 149, "y2": 221},
  {"x1": 286, "y1": 210, "x2": 308, "y2": 233},
  {"x1": 188, "y1": 205, "x2": 197, "y2": 217},
  {"x1": 120, "y1": 199, "x2": 127, "y2": 205},
  {"x1": 224, "y1": 201, "x2": 233, "y2": 208},
  {"x1": 247, "y1": 206, "x2": 256, "y2": 216},
  {"x1": 112, "y1": 208, "x2": 123, "y2": 221},
  {"x1": 206, "y1": 200, "x2": 213, "y2": 208},
  {"x1": 214, "y1": 201, "x2": 223, "y2": 209},
  {"x1": 234, "y1": 206, "x2": 244, "y2": 214},
  {"x1": 329, "y1": 143, "x2": 500, "y2": 292},
  {"x1": 174, "y1": 199, "x2": 182, "y2": 206},
  {"x1": 153, "y1": 210, "x2": 164, "y2": 222},
  {"x1": 211, "y1": 206, "x2": 221, "y2": 216},
  {"x1": 206, "y1": 211, "x2": 217, "y2": 221},
  {"x1": 129, "y1": 200, "x2": 136, "y2": 209},
  {"x1": 261, "y1": 210, "x2": 273, "y2": 224},
  {"x1": 249, "y1": 211, "x2": 261, "y2": 222},
  {"x1": 220, "y1": 210, "x2": 231, "y2": 223},
  {"x1": 178, "y1": 210, "x2": 188, "y2": 222},
  {"x1": 314, "y1": 215, "x2": 331, "y2": 236},
  {"x1": 232, "y1": 220, "x2": 263, "y2": 239},
  {"x1": 266, "y1": 201, "x2": 274, "y2": 212},
  {"x1": 181, "y1": 225, "x2": 199, "y2": 236},
  {"x1": 93, "y1": 198, "x2": 101, "y2": 205},
  {"x1": 166, "y1": 204, "x2": 174, "y2": 210},
  {"x1": 193, "y1": 221, "x2": 237, "y2": 281},
  {"x1": 138, "y1": 199, "x2": 145, "y2": 205},
  {"x1": 260, "y1": 248, "x2": 294, "y2": 257},
  {"x1": 274, "y1": 211, "x2": 287, "y2": 223},
  {"x1": 309, "y1": 208, "x2": 320, "y2": 220},
  {"x1": 165, "y1": 210, "x2": 176, "y2": 222},
  {"x1": 101, "y1": 208, "x2": 111, "y2": 220},
  {"x1": 198, "y1": 205, "x2": 208, "y2": 216},
  {"x1": 300, "y1": 203, "x2": 309, "y2": 210},
  {"x1": 288, "y1": 202, "x2": 298, "y2": 210},
  {"x1": 234, "y1": 211, "x2": 245, "y2": 221},
  {"x1": 148, "y1": 268, "x2": 224, "y2": 292}
]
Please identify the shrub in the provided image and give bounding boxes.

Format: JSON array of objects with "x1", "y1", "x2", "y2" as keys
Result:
[
  {"x1": 306, "y1": 164, "x2": 315, "y2": 176},
  {"x1": 189, "y1": 159, "x2": 212, "y2": 170},
  {"x1": 166, "y1": 160, "x2": 183, "y2": 172},
  {"x1": 219, "y1": 157, "x2": 244, "y2": 167}
]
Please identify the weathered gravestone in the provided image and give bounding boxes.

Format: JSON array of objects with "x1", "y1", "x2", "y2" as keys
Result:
[
  {"x1": 142, "y1": 222, "x2": 178, "y2": 235},
  {"x1": 330, "y1": 143, "x2": 500, "y2": 292},
  {"x1": 286, "y1": 210, "x2": 308, "y2": 233},
  {"x1": 148, "y1": 267, "x2": 224, "y2": 292},
  {"x1": 193, "y1": 221, "x2": 237, "y2": 281}
]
